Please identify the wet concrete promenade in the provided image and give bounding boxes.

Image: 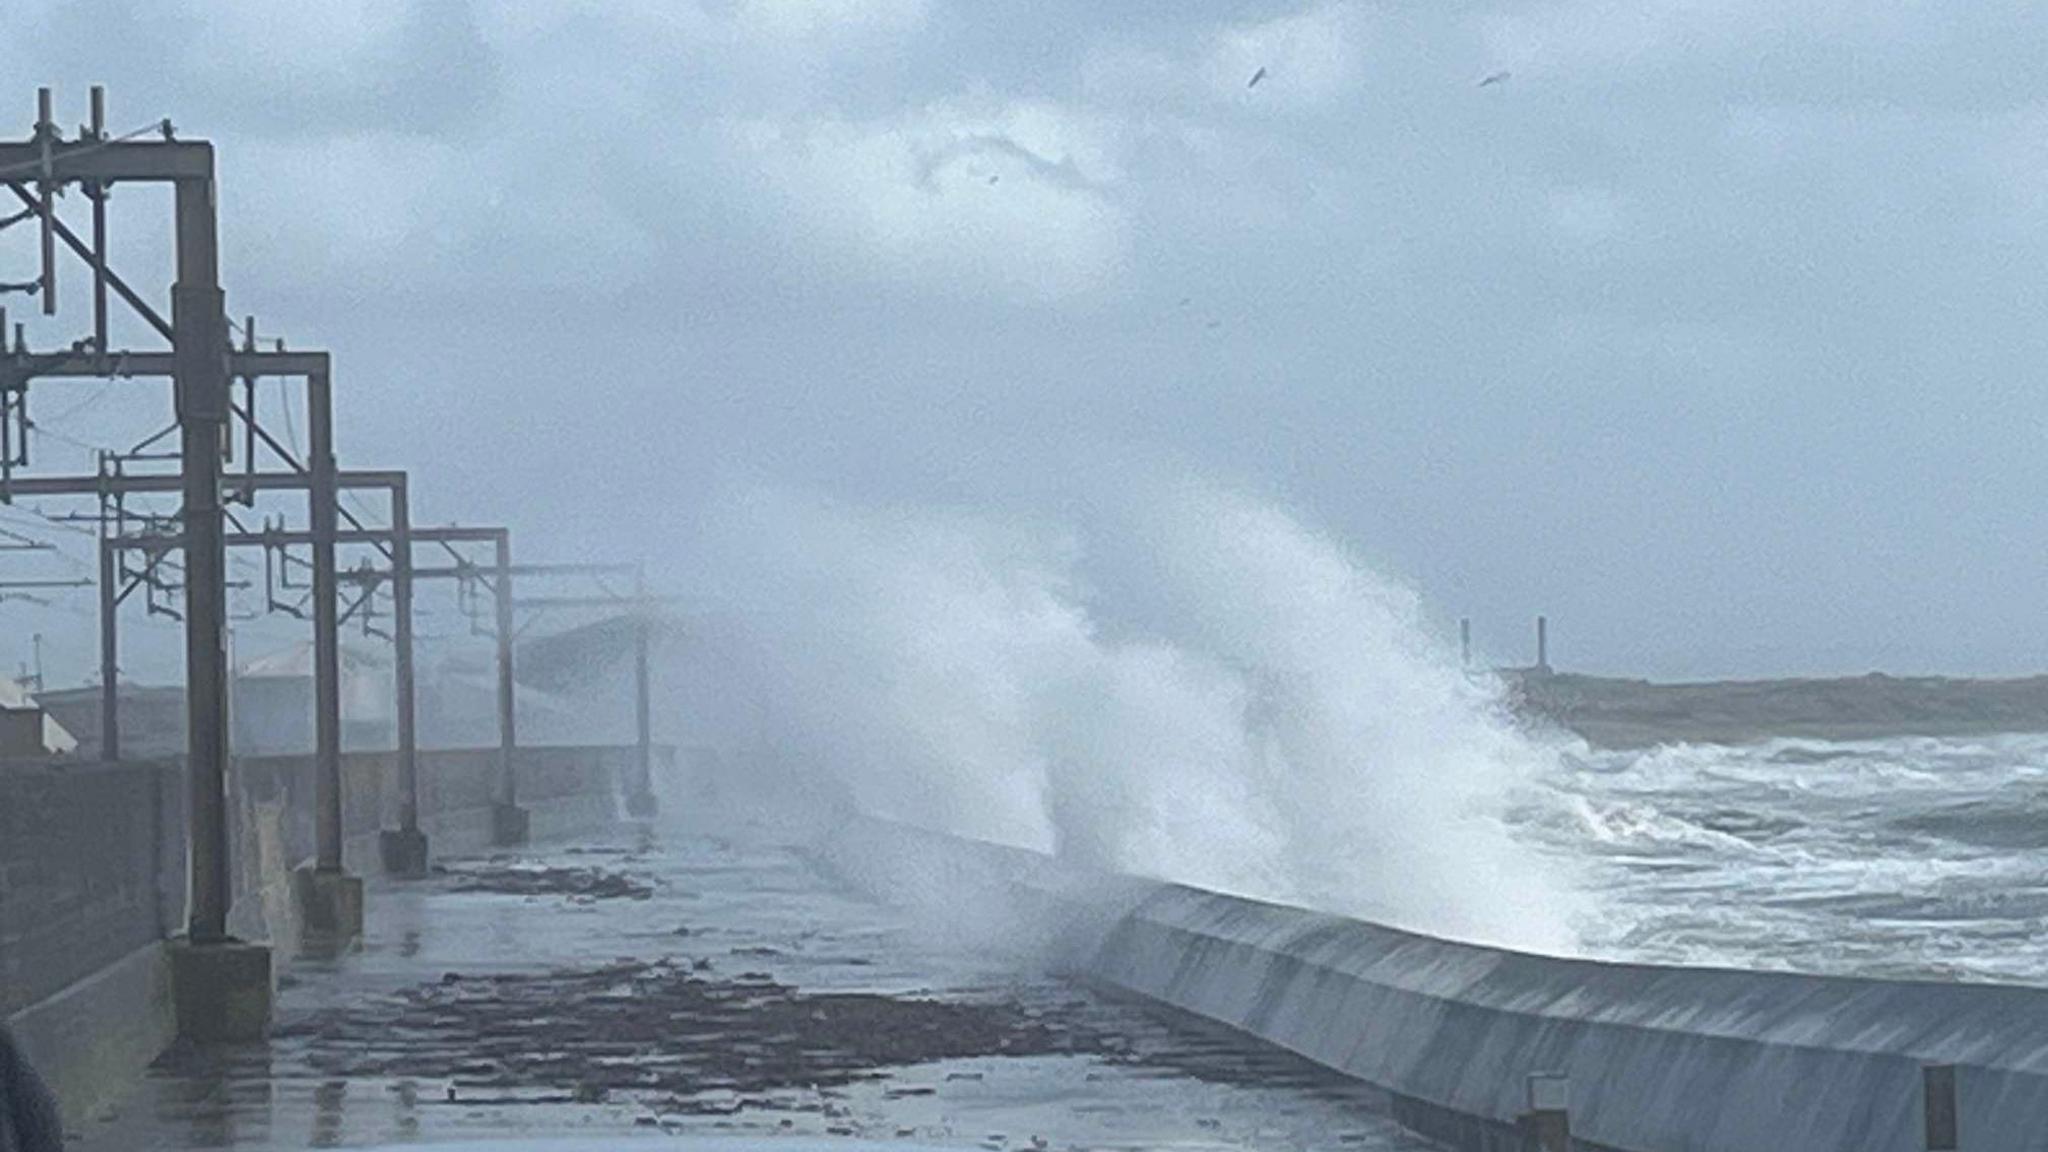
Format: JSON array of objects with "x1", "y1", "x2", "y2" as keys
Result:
[{"x1": 75, "y1": 820, "x2": 1439, "y2": 1151}]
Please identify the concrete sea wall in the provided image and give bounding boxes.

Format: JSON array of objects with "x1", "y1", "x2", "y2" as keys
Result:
[
  {"x1": 819, "y1": 815, "x2": 2048, "y2": 1152},
  {"x1": 1095, "y1": 885, "x2": 2048, "y2": 1152},
  {"x1": 1, "y1": 744, "x2": 636, "y2": 1126}
]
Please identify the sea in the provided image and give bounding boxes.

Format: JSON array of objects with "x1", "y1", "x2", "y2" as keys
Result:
[{"x1": 1515, "y1": 733, "x2": 2048, "y2": 983}]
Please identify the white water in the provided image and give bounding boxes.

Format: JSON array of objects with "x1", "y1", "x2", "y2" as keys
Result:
[
  {"x1": 676, "y1": 477, "x2": 1587, "y2": 955},
  {"x1": 669, "y1": 477, "x2": 2048, "y2": 982},
  {"x1": 1516, "y1": 733, "x2": 2048, "y2": 983}
]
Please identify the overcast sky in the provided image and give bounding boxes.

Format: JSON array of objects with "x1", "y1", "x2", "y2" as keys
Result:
[{"x1": 6, "y1": 0, "x2": 2048, "y2": 682}]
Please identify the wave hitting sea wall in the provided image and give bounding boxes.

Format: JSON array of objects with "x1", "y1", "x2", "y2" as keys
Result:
[{"x1": 819, "y1": 814, "x2": 2048, "y2": 1152}]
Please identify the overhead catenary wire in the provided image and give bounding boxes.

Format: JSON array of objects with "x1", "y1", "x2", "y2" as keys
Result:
[
  {"x1": 0, "y1": 501, "x2": 97, "y2": 538},
  {"x1": 0, "y1": 517, "x2": 91, "y2": 581},
  {"x1": 5, "y1": 227, "x2": 320, "y2": 539},
  {"x1": 26, "y1": 419, "x2": 101, "y2": 455},
  {"x1": 0, "y1": 110, "x2": 497, "y2": 735},
  {"x1": 8, "y1": 381, "x2": 319, "y2": 604},
  {"x1": 41, "y1": 377, "x2": 117, "y2": 425},
  {"x1": 0, "y1": 523, "x2": 45, "y2": 549},
  {"x1": 11, "y1": 526, "x2": 92, "y2": 574},
  {"x1": 341, "y1": 485, "x2": 380, "y2": 528}
]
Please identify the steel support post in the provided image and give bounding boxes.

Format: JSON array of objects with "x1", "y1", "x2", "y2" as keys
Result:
[
  {"x1": 491, "y1": 531, "x2": 527, "y2": 844},
  {"x1": 308, "y1": 368, "x2": 343, "y2": 871},
  {"x1": 627, "y1": 563, "x2": 658, "y2": 817},
  {"x1": 394, "y1": 481, "x2": 418, "y2": 828},
  {"x1": 380, "y1": 476, "x2": 428, "y2": 875},
  {"x1": 294, "y1": 366, "x2": 364, "y2": 939},
  {"x1": 98, "y1": 534, "x2": 118, "y2": 760},
  {"x1": 171, "y1": 165, "x2": 233, "y2": 945},
  {"x1": 496, "y1": 531, "x2": 517, "y2": 802},
  {"x1": 33, "y1": 89, "x2": 54, "y2": 316}
]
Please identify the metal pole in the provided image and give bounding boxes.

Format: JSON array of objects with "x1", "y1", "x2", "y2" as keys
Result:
[
  {"x1": 1460, "y1": 618, "x2": 1471, "y2": 670},
  {"x1": 88, "y1": 87, "x2": 108, "y2": 353},
  {"x1": 392, "y1": 478, "x2": 418, "y2": 836},
  {"x1": 34, "y1": 88, "x2": 54, "y2": 317},
  {"x1": 494, "y1": 532, "x2": 516, "y2": 808},
  {"x1": 634, "y1": 563, "x2": 653, "y2": 802},
  {"x1": 309, "y1": 368, "x2": 342, "y2": 871},
  {"x1": 172, "y1": 159, "x2": 232, "y2": 943},
  {"x1": 98, "y1": 534, "x2": 118, "y2": 760}
]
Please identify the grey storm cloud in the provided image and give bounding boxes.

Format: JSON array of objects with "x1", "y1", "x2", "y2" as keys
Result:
[{"x1": 5, "y1": 0, "x2": 2048, "y2": 680}]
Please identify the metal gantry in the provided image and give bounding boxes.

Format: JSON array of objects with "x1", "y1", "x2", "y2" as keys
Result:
[
  {"x1": 104, "y1": 515, "x2": 528, "y2": 864},
  {"x1": 239, "y1": 522, "x2": 529, "y2": 846},
  {"x1": 347, "y1": 550, "x2": 668, "y2": 820},
  {"x1": 0, "y1": 86, "x2": 241, "y2": 944},
  {"x1": 4, "y1": 361, "x2": 378, "y2": 881},
  {"x1": 0, "y1": 88, "x2": 667, "y2": 1040}
]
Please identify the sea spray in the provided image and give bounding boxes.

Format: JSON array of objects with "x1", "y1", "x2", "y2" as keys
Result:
[{"x1": 673, "y1": 475, "x2": 1587, "y2": 954}]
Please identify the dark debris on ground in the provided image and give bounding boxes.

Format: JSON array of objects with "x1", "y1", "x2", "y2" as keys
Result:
[
  {"x1": 275, "y1": 959, "x2": 1119, "y2": 1114},
  {"x1": 433, "y1": 861, "x2": 657, "y2": 901}
]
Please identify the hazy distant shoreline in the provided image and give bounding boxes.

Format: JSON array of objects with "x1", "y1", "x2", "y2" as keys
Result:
[{"x1": 1507, "y1": 670, "x2": 2048, "y2": 748}]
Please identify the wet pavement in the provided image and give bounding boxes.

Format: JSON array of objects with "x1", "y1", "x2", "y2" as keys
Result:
[{"x1": 76, "y1": 823, "x2": 1440, "y2": 1151}]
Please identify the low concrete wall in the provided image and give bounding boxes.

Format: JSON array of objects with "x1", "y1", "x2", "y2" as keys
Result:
[
  {"x1": 4, "y1": 943, "x2": 173, "y2": 1129},
  {"x1": 818, "y1": 815, "x2": 2048, "y2": 1152},
  {"x1": 1, "y1": 743, "x2": 638, "y2": 1126},
  {"x1": 227, "y1": 745, "x2": 634, "y2": 947},
  {"x1": 0, "y1": 760, "x2": 180, "y2": 1125},
  {"x1": 0, "y1": 761, "x2": 177, "y2": 1018}
]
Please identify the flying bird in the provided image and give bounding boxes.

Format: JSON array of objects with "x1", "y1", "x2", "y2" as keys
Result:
[
  {"x1": 1247, "y1": 66, "x2": 1269, "y2": 89},
  {"x1": 1478, "y1": 70, "x2": 1512, "y2": 88}
]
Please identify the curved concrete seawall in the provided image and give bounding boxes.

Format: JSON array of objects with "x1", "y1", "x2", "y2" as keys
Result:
[
  {"x1": 1095, "y1": 885, "x2": 2048, "y2": 1152},
  {"x1": 817, "y1": 815, "x2": 2048, "y2": 1152}
]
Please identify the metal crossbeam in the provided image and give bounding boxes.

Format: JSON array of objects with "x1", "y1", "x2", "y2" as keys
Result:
[
  {"x1": 1, "y1": 467, "x2": 404, "y2": 498},
  {"x1": 0, "y1": 348, "x2": 331, "y2": 380},
  {"x1": 0, "y1": 139, "x2": 212, "y2": 182}
]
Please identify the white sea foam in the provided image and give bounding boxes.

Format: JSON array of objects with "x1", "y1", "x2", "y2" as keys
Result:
[{"x1": 669, "y1": 474, "x2": 1587, "y2": 954}]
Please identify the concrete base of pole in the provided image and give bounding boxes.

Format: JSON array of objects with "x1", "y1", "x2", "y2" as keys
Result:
[
  {"x1": 379, "y1": 828, "x2": 431, "y2": 878},
  {"x1": 625, "y1": 789, "x2": 659, "y2": 818},
  {"x1": 167, "y1": 938, "x2": 272, "y2": 1043},
  {"x1": 292, "y1": 866, "x2": 365, "y2": 948},
  {"x1": 491, "y1": 802, "x2": 531, "y2": 846}
]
